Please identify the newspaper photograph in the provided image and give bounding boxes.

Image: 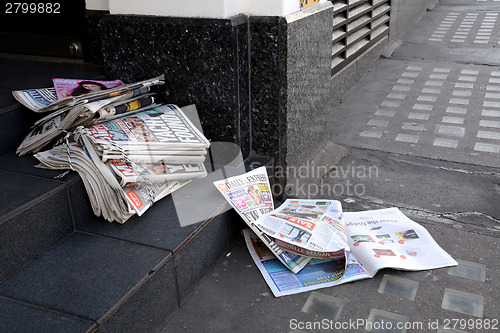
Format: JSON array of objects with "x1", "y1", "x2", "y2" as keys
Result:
[
  {"x1": 214, "y1": 167, "x2": 311, "y2": 274},
  {"x1": 82, "y1": 104, "x2": 210, "y2": 151},
  {"x1": 12, "y1": 75, "x2": 164, "y2": 113},
  {"x1": 52, "y1": 78, "x2": 124, "y2": 99},
  {"x1": 254, "y1": 199, "x2": 349, "y2": 259},
  {"x1": 343, "y1": 208, "x2": 458, "y2": 276}
]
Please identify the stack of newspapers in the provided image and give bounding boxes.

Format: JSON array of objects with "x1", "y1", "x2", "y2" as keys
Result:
[
  {"x1": 34, "y1": 104, "x2": 210, "y2": 223},
  {"x1": 13, "y1": 75, "x2": 210, "y2": 223},
  {"x1": 15, "y1": 75, "x2": 164, "y2": 155}
]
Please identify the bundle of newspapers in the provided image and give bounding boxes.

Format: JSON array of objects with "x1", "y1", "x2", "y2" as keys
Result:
[
  {"x1": 13, "y1": 76, "x2": 210, "y2": 223},
  {"x1": 34, "y1": 104, "x2": 210, "y2": 223},
  {"x1": 15, "y1": 75, "x2": 165, "y2": 155}
]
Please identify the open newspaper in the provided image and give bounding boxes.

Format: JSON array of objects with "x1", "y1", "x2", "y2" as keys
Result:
[
  {"x1": 246, "y1": 207, "x2": 457, "y2": 297},
  {"x1": 254, "y1": 199, "x2": 348, "y2": 259},
  {"x1": 214, "y1": 167, "x2": 312, "y2": 274}
]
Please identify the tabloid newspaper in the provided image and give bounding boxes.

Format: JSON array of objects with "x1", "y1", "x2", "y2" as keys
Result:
[
  {"x1": 35, "y1": 141, "x2": 190, "y2": 223},
  {"x1": 108, "y1": 161, "x2": 207, "y2": 187},
  {"x1": 245, "y1": 207, "x2": 458, "y2": 297},
  {"x1": 52, "y1": 78, "x2": 124, "y2": 99},
  {"x1": 12, "y1": 75, "x2": 164, "y2": 113},
  {"x1": 77, "y1": 104, "x2": 210, "y2": 164},
  {"x1": 16, "y1": 76, "x2": 164, "y2": 156},
  {"x1": 254, "y1": 199, "x2": 348, "y2": 259},
  {"x1": 80, "y1": 104, "x2": 208, "y2": 149},
  {"x1": 213, "y1": 167, "x2": 312, "y2": 274}
]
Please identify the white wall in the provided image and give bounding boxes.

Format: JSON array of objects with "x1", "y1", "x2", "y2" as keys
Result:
[
  {"x1": 87, "y1": 0, "x2": 328, "y2": 18},
  {"x1": 86, "y1": 0, "x2": 109, "y2": 11}
]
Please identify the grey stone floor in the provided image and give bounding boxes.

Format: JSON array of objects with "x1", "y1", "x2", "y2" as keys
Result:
[{"x1": 162, "y1": 1, "x2": 500, "y2": 332}]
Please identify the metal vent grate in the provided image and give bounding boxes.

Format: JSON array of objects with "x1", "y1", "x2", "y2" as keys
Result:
[{"x1": 330, "y1": 0, "x2": 391, "y2": 76}]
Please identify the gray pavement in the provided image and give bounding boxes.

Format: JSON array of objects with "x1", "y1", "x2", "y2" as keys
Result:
[{"x1": 162, "y1": 1, "x2": 500, "y2": 332}]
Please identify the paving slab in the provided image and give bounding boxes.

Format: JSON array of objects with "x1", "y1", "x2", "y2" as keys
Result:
[
  {"x1": 162, "y1": 222, "x2": 499, "y2": 332},
  {"x1": 0, "y1": 233, "x2": 171, "y2": 322},
  {"x1": 393, "y1": 2, "x2": 500, "y2": 65},
  {"x1": 330, "y1": 58, "x2": 500, "y2": 168},
  {"x1": 0, "y1": 298, "x2": 94, "y2": 333}
]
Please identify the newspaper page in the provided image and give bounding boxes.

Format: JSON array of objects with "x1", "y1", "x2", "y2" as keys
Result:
[
  {"x1": 246, "y1": 207, "x2": 457, "y2": 297},
  {"x1": 254, "y1": 199, "x2": 349, "y2": 259},
  {"x1": 52, "y1": 78, "x2": 123, "y2": 99},
  {"x1": 243, "y1": 229, "x2": 348, "y2": 297},
  {"x1": 12, "y1": 87, "x2": 58, "y2": 112},
  {"x1": 344, "y1": 208, "x2": 458, "y2": 276},
  {"x1": 214, "y1": 167, "x2": 311, "y2": 274},
  {"x1": 82, "y1": 104, "x2": 210, "y2": 154}
]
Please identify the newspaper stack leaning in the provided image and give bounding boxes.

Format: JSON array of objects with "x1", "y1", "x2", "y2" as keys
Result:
[
  {"x1": 15, "y1": 75, "x2": 165, "y2": 155},
  {"x1": 35, "y1": 104, "x2": 210, "y2": 223}
]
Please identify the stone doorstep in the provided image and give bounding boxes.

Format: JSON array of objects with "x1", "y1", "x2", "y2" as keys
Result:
[{"x1": 0, "y1": 154, "x2": 269, "y2": 332}]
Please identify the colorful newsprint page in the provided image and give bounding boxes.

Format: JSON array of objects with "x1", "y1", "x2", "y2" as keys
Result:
[
  {"x1": 82, "y1": 104, "x2": 210, "y2": 153},
  {"x1": 243, "y1": 229, "x2": 368, "y2": 297},
  {"x1": 52, "y1": 78, "x2": 124, "y2": 99},
  {"x1": 254, "y1": 199, "x2": 349, "y2": 259},
  {"x1": 214, "y1": 167, "x2": 312, "y2": 273},
  {"x1": 343, "y1": 207, "x2": 458, "y2": 276},
  {"x1": 247, "y1": 207, "x2": 457, "y2": 297}
]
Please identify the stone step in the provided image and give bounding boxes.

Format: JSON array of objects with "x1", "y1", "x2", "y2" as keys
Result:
[{"x1": 0, "y1": 145, "x2": 270, "y2": 331}]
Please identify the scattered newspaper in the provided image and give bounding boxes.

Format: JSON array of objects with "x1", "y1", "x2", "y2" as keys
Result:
[
  {"x1": 343, "y1": 207, "x2": 458, "y2": 275},
  {"x1": 245, "y1": 207, "x2": 457, "y2": 297},
  {"x1": 243, "y1": 229, "x2": 347, "y2": 297},
  {"x1": 214, "y1": 167, "x2": 312, "y2": 274},
  {"x1": 254, "y1": 199, "x2": 348, "y2": 259}
]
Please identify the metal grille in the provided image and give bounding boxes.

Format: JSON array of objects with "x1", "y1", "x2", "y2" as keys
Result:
[{"x1": 330, "y1": 0, "x2": 391, "y2": 76}]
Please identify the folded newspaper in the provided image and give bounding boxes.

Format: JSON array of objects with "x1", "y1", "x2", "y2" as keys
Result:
[
  {"x1": 254, "y1": 199, "x2": 348, "y2": 259},
  {"x1": 13, "y1": 75, "x2": 163, "y2": 113},
  {"x1": 34, "y1": 104, "x2": 209, "y2": 223},
  {"x1": 214, "y1": 169, "x2": 458, "y2": 297},
  {"x1": 16, "y1": 75, "x2": 164, "y2": 155},
  {"x1": 214, "y1": 167, "x2": 312, "y2": 274}
]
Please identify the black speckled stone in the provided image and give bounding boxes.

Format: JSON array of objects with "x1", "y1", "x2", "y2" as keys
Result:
[
  {"x1": 97, "y1": 258, "x2": 178, "y2": 333},
  {"x1": 0, "y1": 187, "x2": 73, "y2": 282},
  {"x1": 0, "y1": 233, "x2": 170, "y2": 321},
  {"x1": 0, "y1": 298, "x2": 94, "y2": 333},
  {"x1": 83, "y1": 10, "x2": 109, "y2": 64},
  {"x1": 249, "y1": 17, "x2": 288, "y2": 186},
  {"x1": 99, "y1": 14, "x2": 250, "y2": 158}
]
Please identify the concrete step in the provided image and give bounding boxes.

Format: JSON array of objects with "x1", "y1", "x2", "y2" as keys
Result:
[
  {"x1": 0, "y1": 152, "x2": 271, "y2": 332},
  {"x1": 0, "y1": 55, "x2": 271, "y2": 332}
]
